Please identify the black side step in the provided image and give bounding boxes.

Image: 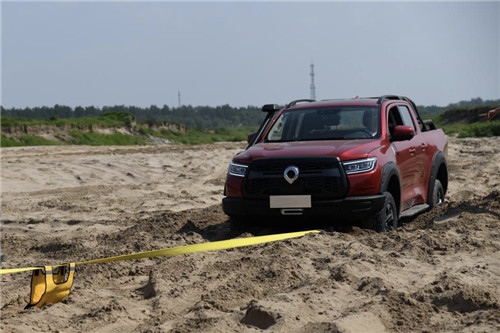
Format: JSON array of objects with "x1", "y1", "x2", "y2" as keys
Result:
[{"x1": 400, "y1": 204, "x2": 430, "y2": 218}]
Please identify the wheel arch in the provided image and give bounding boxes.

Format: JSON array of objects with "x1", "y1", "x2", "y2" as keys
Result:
[
  {"x1": 379, "y1": 162, "x2": 401, "y2": 214},
  {"x1": 427, "y1": 151, "x2": 448, "y2": 205}
]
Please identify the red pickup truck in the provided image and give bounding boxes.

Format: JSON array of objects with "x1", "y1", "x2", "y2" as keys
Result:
[{"x1": 223, "y1": 96, "x2": 448, "y2": 232}]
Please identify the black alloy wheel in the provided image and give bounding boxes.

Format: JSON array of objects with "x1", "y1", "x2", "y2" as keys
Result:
[
  {"x1": 374, "y1": 191, "x2": 398, "y2": 232},
  {"x1": 433, "y1": 180, "x2": 445, "y2": 207}
]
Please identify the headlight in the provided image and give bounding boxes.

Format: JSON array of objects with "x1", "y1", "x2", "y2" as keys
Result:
[
  {"x1": 342, "y1": 157, "x2": 377, "y2": 175},
  {"x1": 228, "y1": 162, "x2": 248, "y2": 177}
]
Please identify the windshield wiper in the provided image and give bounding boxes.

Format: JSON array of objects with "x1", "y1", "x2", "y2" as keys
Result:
[
  {"x1": 265, "y1": 137, "x2": 346, "y2": 143},
  {"x1": 296, "y1": 137, "x2": 345, "y2": 141}
]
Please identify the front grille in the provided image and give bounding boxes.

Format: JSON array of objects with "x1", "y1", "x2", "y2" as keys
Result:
[
  {"x1": 251, "y1": 161, "x2": 338, "y2": 173},
  {"x1": 243, "y1": 156, "x2": 348, "y2": 199}
]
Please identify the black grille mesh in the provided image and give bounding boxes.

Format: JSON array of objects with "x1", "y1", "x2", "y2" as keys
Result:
[
  {"x1": 251, "y1": 161, "x2": 338, "y2": 173},
  {"x1": 244, "y1": 157, "x2": 348, "y2": 199}
]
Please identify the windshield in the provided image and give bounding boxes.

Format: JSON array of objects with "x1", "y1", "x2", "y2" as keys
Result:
[{"x1": 265, "y1": 106, "x2": 380, "y2": 142}]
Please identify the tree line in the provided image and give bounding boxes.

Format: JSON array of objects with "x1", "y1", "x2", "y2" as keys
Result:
[
  {"x1": 0, "y1": 104, "x2": 265, "y2": 128},
  {"x1": 418, "y1": 97, "x2": 500, "y2": 115},
  {"x1": 2, "y1": 97, "x2": 498, "y2": 128}
]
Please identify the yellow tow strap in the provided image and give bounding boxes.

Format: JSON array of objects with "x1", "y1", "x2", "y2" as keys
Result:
[
  {"x1": 1, "y1": 230, "x2": 320, "y2": 308},
  {"x1": 2, "y1": 229, "x2": 320, "y2": 275},
  {"x1": 77, "y1": 229, "x2": 320, "y2": 266}
]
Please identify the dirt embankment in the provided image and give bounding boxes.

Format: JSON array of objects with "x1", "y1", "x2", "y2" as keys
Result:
[
  {"x1": 1, "y1": 138, "x2": 499, "y2": 333},
  {"x1": 441, "y1": 105, "x2": 500, "y2": 124},
  {"x1": 1, "y1": 122, "x2": 187, "y2": 142}
]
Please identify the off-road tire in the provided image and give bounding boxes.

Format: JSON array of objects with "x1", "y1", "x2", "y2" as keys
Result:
[
  {"x1": 375, "y1": 191, "x2": 398, "y2": 232},
  {"x1": 430, "y1": 179, "x2": 445, "y2": 208},
  {"x1": 361, "y1": 191, "x2": 398, "y2": 232}
]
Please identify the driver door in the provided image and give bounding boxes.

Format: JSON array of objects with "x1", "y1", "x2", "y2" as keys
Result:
[{"x1": 387, "y1": 104, "x2": 422, "y2": 210}]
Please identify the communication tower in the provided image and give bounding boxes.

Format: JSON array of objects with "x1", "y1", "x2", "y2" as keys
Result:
[{"x1": 310, "y1": 63, "x2": 316, "y2": 100}]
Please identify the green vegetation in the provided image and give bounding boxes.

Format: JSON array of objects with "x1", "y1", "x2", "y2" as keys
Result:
[
  {"x1": 66, "y1": 130, "x2": 149, "y2": 146},
  {"x1": 1, "y1": 135, "x2": 25, "y2": 147},
  {"x1": 1, "y1": 135, "x2": 58, "y2": 147},
  {"x1": 137, "y1": 126, "x2": 256, "y2": 145},
  {"x1": 439, "y1": 105, "x2": 497, "y2": 124},
  {"x1": 1, "y1": 127, "x2": 256, "y2": 148},
  {"x1": 431, "y1": 120, "x2": 500, "y2": 138},
  {"x1": 418, "y1": 97, "x2": 500, "y2": 115},
  {"x1": 455, "y1": 122, "x2": 500, "y2": 138},
  {"x1": 423, "y1": 106, "x2": 500, "y2": 138},
  {"x1": 2, "y1": 104, "x2": 264, "y2": 128},
  {"x1": 3, "y1": 99, "x2": 499, "y2": 147},
  {"x1": 1, "y1": 111, "x2": 257, "y2": 147},
  {"x1": 1, "y1": 111, "x2": 135, "y2": 128},
  {"x1": 3, "y1": 97, "x2": 500, "y2": 127}
]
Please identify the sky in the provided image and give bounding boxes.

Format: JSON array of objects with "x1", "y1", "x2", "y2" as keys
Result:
[{"x1": 1, "y1": 1, "x2": 499, "y2": 108}]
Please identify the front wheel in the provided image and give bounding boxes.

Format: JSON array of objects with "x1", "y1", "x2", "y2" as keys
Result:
[{"x1": 362, "y1": 191, "x2": 398, "y2": 232}]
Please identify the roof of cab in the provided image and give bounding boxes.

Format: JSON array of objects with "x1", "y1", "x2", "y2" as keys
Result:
[
  {"x1": 285, "y1": 95, "x2": 409, "y2": 110},
  {"x1": 286, "y1": 98, "x2": 379, "y2": 109}
]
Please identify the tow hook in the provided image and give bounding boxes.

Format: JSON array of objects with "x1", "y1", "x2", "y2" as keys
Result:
[{"x1": 280, "y1": 209, "x2": 304, "y2": 216}]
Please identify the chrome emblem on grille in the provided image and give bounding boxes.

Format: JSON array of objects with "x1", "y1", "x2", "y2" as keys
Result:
[{"x1": 284, "y1": 165, "x2": 299, "y2": 184}]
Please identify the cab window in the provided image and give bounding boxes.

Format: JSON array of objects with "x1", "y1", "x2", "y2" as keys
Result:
[
  {"x1": 397, "y1": 105, "x2": 416, "y2": 132},
  {"x1": 388, "y1": 105, "x2": 416, "y2": 137}
]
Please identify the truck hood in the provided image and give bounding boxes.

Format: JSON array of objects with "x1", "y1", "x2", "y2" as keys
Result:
[{"x1": 234, "y1": 140, "x2": 383, "y2": 164}]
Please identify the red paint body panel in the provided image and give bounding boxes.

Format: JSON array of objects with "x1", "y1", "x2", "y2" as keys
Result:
[
  {"x1": 347, "y1": 168, "x2": 382, "y2": 196},
  {"x1": 233, "y1": 140, "x2": 384, "y2": 165},
  {"x1": 225, "y1": 176, "x2": 244, "y2": 198}
]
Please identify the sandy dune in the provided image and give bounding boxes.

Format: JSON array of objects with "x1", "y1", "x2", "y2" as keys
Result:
[{"x1": 1, "y1": 138, "x2": 499, "y2": 332}]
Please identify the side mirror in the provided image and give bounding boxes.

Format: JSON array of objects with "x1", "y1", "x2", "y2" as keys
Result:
[
  {"x1": 392, "y1": 126, "x2": 415, "y2": 141},
  {"x1": 247, "y1": 132, "x2": 257, "y2": 144},
  {"x1": 423, "y1": 119, "x2": 436, "y2": 130}
]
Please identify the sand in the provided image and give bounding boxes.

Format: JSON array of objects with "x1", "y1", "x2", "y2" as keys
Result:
[{"x1": 1, "y1": 137, "x2": 499, "y2": 332}]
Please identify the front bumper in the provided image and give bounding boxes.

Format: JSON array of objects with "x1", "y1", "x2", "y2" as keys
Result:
[{"x1": 222, "y1": 194, "x2": 386, "y2": 219}]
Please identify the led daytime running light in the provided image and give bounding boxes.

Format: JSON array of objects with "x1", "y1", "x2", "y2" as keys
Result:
[
  {"x1": 228, "y1": 162, "x2": 248, "y2": 177},
  {"x1": 342, "y1": 157, "x2": 377, "y2": 175}
]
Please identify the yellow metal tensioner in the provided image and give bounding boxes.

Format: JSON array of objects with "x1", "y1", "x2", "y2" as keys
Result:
[{"x1": 2, "y1": 230, "x2": 320, "y2": 308}]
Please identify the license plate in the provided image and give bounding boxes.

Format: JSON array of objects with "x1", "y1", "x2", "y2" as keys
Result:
[{"x1": 269, "y1": 195, "x2": 311, "y2": 208}]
